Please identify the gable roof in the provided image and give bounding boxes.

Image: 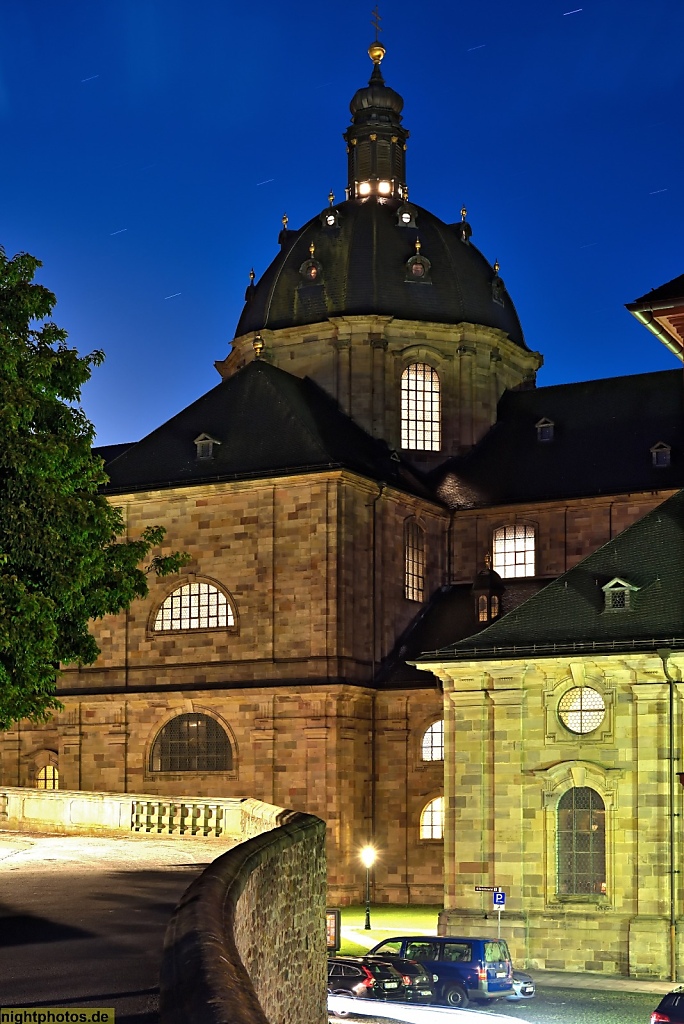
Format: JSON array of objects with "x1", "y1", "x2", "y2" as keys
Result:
[
  {"x1": 630, "y1": 274, "x2": 684, "y2": 306},
  {"x1": 101, "y1": 360, "x2": 433, "y2": 500},
  {"x1": 432, "y1": 369, "x2": 684, "y2": 507},
  {"x1": 416, "y1": 488, "x2": 684, "y2": 663}
]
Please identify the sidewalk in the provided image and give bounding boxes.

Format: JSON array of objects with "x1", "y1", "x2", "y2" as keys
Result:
[{"x1": 530, "y1": 968, "x2": 678, "y2": 996}]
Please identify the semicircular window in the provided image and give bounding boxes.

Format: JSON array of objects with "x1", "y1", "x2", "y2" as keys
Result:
[
  {"x1": 558, "y1": 687, "x2": 606, "y2": 735},
  {"x1": 154, "y1": 582, "x2": 234, "y2": 632},
  {"x1": 150, "y1": 713, "x2": 233, "y2": 772}
]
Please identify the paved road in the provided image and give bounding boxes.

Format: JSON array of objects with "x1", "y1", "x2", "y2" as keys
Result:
[{"x1": 0, "y1": 831, "x2": 233, "y2": 1024}]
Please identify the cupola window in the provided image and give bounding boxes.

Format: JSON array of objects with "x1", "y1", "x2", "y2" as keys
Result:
[
  {"x1": 405, "y1": 239, "x2": 431, "y2": 283},
  {"x1": 401, "y1": 363, "x2": 440, "y2": 451},
  {"x1": 651, "y1": 442, "x2": 671, "y2": 467},
  {"x1": 536, "y1": 418, "x2": 554, "y2": 443},
  {"x1": 194, "y1": 434, "x2": 220, "y2": 460},
  {"x1": 602, "y1": 577, "x2": 638, "y2": 612}
]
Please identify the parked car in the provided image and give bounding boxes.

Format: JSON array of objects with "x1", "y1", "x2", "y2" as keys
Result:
[
  {"x1": 506, "y1": 969, "x2": 536, "y2": 1001},
  {"x1": 327, "y1": 956, "x2": 406, "y2": 1002},
  {"x1": 367, "y1": 935, "x2": 513, "y2": 1008},
  {"x1": 652, "y1": 986, "x2": 684, "y2": 1022},
  {"x1": 364, "y1": 954, "x2": 435, "y2": 1003}
]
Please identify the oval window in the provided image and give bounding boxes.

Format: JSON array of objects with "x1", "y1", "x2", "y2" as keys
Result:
[{"x1": 558, "y1": 686, "x2": 606, "y2": 735}]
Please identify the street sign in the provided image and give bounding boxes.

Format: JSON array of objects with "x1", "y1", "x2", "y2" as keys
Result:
[
  {"x1": 493, "y1": 891, "x2": 506, "y2": 907},
  {"x1": 474, "y1": 886, "x2": 503, "y2": 892}
]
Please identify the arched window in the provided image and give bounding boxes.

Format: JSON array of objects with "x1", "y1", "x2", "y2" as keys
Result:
[
  {"x1": 36, "y1": 765, "x2": 59, "y2": 789},
  {"x1": 401, "y1": 363, "x2": 440, "y2": 451},
  {"x1": 154, "y1": 581, "x2": 235, "y2": 632},
  {"x1": 492, "y1": 525, "x2": 535, "y2": 578},
  {"x1": 405, "y1": 520, "x2": 426, "y2": 601},
  {"x1": 557, "y1": 787, "x2": 606, "y2": 895},
  {"x1": 422, "y1": 721, "x2": 444, "y2": 762},
  {"x1": 150, "y1": 713, "x2": 233, "y2": 772},
  {"x1": 420, "y1": 796, "x2": 444, "y2": 840}
]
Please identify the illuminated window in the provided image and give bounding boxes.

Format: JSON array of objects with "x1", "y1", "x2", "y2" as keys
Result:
[
  {"x1": 558, "y1": 686, "x2": 606, "y2": 734},
  {"x1": 401, "y1": 363, "x2": 440, "y2": 451},
  {"x1": 478, "y1": 594, "x2": 488, "y2": 622},
  {"x1": 420, "y1": 796, "x2": 444, "y2": 840},
  {"x1": 492, "y1": 525, "x2": 535, "y2": 578},
  {"x1": 422, "y1": 721, "x2": 444, "y2": 761},
  {"x1": 404, "y1": 520, "x2": 426, "y2": 601},
  {"x1": 150, "y1": 712, "x2": 233, "y2": 772},
  {"x1": 154, "y1": 582, "x2": 234, "y2": 632},
  {"x1": 557, "y1": 787, "x2": 606, "y2": 896},
  {"x1": 36, "y1": 765, "x2": 59, "y2": 789}
]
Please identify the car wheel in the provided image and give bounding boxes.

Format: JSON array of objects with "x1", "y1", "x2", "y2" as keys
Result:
[{"x1": 444, "y1": 985, "x2": 469, "y2": 1008}]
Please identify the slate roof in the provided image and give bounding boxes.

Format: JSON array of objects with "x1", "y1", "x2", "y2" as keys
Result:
[
  {"x1": 236, "y1": 196, "x2": 526, "y2": 348},
  {"x1": 94, "y1": 442, "x2": 134, "y2": 466},
  {"x1": 101, "y1": 360, "x2": 433, "y2": 500},
  {"x1": 629, "y1": 274, "x2": 684, "y2": 306},
  {"x1": 433, "y1": 368, "x2": 684, "y2": 508},
  {"x1": 416, "y1": 487, "x2": 684, "y2": 663},
  {"x1": 379, "y1": 578, "x2": 548, "y2": 688}
]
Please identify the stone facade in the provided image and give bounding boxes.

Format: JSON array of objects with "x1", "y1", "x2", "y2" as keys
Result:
[{"x1": 420, "y1": 651, "x2": 684, "y2": 978}]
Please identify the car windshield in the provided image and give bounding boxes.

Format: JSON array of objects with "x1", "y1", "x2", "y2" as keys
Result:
[{"x1": 484, "y1": 941, "x2": 510, "y2": 963}]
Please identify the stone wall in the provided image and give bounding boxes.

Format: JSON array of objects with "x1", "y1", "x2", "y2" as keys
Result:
[{"x1": 160, "y1": 808, "x2": 327, "y2": 1024}]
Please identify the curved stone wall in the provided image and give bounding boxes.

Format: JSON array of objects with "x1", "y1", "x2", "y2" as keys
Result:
[{"x1": 160, "y1": 803, "x2": 327, "y2": 1024}]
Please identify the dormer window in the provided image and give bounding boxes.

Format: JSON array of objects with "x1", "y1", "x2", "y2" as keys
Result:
[
  {"x1": 602, "y1": 577, "x2": 639, "y2": 612},
  {"x1": 194, "y1": 433, "x2": 220, "y2": 461},
  {"x1": 536, "y1": 418, "x2": 554, "y2": 443},
  {"x1": 651, "y1": 442, "x2": 671, "y2": 468}
]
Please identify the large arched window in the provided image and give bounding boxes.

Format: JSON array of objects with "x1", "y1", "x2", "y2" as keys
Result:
[
  {"x1": 34, "y1": 750, "x2": 59, "y2": 789},
  {"x1": 154, "y1": 581, "x2": 235, "y2": 632},
  {"x1": 405, "y1": 520, "x2": 426, "y2": 601},
  {"x1": 421, "y1": 721, "x2": 444, "y2": 762},
  {"x1": 420, "y1": 796, "x2": 444, "y2": 840},
  {"x1": 557, "y1": 787, "x2": 606, "y2": 896},
  {"x1": 492, "y1": 525, "x2": 535, "y2": 578},
  {"x1": 401, "y1": 363, "x2": 440, "y2": 451},
  {"x1": 150, "y1": 713, "x2": 233, "y2": 772}
]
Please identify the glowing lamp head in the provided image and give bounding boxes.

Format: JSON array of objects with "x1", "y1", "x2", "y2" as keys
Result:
[
  {"x1": 378, "y1": 180, "x2": 391, "y2": 195},
  {"x1": 358, "y1": 181, "x2": 371, "y2": 196},
  {"x1": 401, "y1": 211, "x2": 411, "y2": 224},
  {"x1": 360, "y1": 845, "x2": 377, "y2": 868}
]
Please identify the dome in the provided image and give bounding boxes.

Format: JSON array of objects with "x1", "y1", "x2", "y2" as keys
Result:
[
  {"x1": 236, "y1": 196, "x2": 527, "y2": 348},
  {"x1": 350, "y1": 63, "x2": 404, "y2": 120}
]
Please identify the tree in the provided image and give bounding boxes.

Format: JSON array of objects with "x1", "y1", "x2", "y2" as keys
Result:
[{"x1": 0, "y1": 247, "x2": 188, "y2": 729}]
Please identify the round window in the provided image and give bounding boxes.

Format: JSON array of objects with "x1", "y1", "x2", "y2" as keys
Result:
[
  {"x1": 558, "y1": 686, "x2": 606, "y2": 734},
  {"x1": 411, "y1": 262, "x2": 425, "y2": 278}
]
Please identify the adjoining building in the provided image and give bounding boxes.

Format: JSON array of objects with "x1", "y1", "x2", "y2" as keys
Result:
[
  {"x1": 414, "y1": 486, "x2": 684, "y2": 979},
  {"x1": 1, "y1": 40, "x2": 682, "y2": 915}
]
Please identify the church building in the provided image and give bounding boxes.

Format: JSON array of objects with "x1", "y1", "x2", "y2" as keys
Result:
[{"x1": 1, "y1": 37, "x2": 683, "y2": 931}]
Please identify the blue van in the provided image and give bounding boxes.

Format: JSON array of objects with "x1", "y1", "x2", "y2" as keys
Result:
[{"x1": 367, "y1": 935, "x2": 513, "y2": 1008}]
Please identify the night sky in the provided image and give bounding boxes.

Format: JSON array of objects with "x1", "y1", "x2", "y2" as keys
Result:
[{"x1": 1, "y1": 1, "x2": 682, "y2": 446}]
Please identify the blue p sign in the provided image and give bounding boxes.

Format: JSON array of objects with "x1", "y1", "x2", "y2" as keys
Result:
[{"x1": 493, "y1": 891, "x2": 506, "y2": 907}]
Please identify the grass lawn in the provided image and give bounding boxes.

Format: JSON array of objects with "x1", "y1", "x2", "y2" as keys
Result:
[{"x1": 338, "y1": 905, "x2": 443, "y2": 955}]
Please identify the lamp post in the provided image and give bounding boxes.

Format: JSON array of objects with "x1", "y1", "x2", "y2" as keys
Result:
[{"x1": 360, "y1": 845, "x2": 377, "y2": 930}]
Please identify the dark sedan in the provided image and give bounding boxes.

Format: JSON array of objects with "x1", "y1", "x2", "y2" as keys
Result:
[
  {"x1": 364, "y1": 955, "x2": 435, "y2": 1003},
  {"x1": 327, "y1": 956, "x2": 406, "y2": 1002},
  {"x1": 652, "y1": 986, "x2": 684, "y2": 1022}
]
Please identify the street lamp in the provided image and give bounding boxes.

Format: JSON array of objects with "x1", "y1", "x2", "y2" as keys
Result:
[{"x1": 360, "y1": 845, "x2": 377, "y2": 930}]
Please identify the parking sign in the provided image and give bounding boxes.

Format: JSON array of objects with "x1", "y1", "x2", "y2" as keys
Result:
[{"x1": 493, "y1": 891, "x2": 506, "y2": 907}]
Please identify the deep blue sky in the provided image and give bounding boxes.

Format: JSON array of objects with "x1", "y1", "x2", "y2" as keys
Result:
[{"x1": 1, "y1": 0, "x2": 682, "y2": 445}]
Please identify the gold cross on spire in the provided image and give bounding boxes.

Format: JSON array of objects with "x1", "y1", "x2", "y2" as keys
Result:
[{"x1": 371, "y1": 5, "x2": 382, "y2": 40}]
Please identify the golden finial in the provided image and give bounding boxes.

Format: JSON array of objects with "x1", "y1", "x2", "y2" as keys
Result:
[
  {"x1": 309, "y1": 240, "x2": 315, "y2": 258},
  {"x1": 494, "y1": 259, "x2": 500, "y2": 274},
  {"x1": 328, "y1": 189, "x2": 335, "y2": 206},
  {"x1": 253, "y1": 333, "x2": 264, "y2": 358},
  {"x1": 282, "y1": 212, "x2": 288, "y2": 229},
  {"x1": 461, "y1": 205, "x2": 467, "y2": 221},
  {"x1": 369, "y1": 5, "x2": 385, "y2": 62},
  {"x1": 404, "y1": 186, "x2": 409, "y2": 201},
  {"x1": 249, "y1": 267, "x2": 255, "y2": 283},
  {"x1": 415, "y1": 237, "x2": 421, "y2": 254}
]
